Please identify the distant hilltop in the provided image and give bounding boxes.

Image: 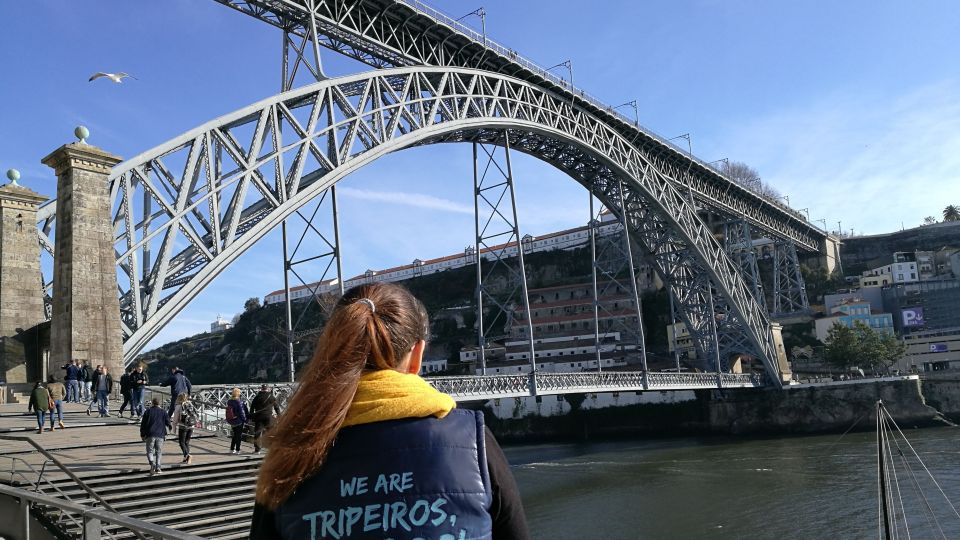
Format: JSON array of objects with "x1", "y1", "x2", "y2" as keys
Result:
[{"x1": 842, "y1": 221, "x2": 960, "y2": 273}]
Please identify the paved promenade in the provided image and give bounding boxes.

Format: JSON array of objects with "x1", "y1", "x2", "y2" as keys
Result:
[{"x1": 0, "y1": 401, "x2": 254, "y2": 484}]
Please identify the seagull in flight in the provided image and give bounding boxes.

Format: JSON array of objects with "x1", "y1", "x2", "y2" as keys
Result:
[{"x1": 88, "y1": 72, "x2": 137, "y2": 83}]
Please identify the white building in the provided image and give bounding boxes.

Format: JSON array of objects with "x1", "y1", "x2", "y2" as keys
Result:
[
  {"x1": 263, "y1": 214, "x2": 624, "y2": 304},
  {"x1": 210, "y1": 315, "x2": 233, "y2": 333}
]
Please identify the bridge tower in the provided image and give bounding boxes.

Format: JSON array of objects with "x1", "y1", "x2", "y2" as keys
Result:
[
  {"x1": 42, "y1": 136, "x2": 125, "y2": 379},
  {"x1": 0, "y1": 170, "x2": 48, "y2": 384}
]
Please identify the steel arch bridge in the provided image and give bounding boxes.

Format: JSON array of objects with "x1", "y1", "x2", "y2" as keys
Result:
[
  {"x1": 38, "y1": 66, "x2": 792, "y2": 384},
  {"x1": 32, "y1": 0, "x2": 833, "y2": 392}
]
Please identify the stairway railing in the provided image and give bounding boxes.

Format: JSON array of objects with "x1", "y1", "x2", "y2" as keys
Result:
[
  {"x1": 0, "y1": 483, "x2": 205, "y2": 540},
  {"x1": 0, "y1": 434, "x2": 147, "y2": 540}
]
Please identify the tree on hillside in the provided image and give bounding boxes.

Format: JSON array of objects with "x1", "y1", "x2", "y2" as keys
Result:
[
  {"x1": 824, "y1": 320, "x2": 904, "y2": 373},
  {"x1": 923, "y1": 216, "x2": 938, "y2": 226},
  {"x1": 244, "y1": 297, "x2": 261, "y2": 312},
  {"x1": 943, "y1": 205, "x2": 960, "y2": 222},
  {"x1": 720, "y1": 161, "x2": 762, "y2": 191},
  {"x1": 720, "y1": 160, "x2": 782, "y2": 201}
]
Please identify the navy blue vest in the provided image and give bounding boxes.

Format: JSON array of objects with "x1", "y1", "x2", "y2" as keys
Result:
[{"x1": 276, "y1": 409, "x2": 493, "y2": 540}]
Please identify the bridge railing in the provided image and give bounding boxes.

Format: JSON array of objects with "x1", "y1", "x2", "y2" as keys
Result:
[
  {"x1": 396, "y1": 0, "x2": 810, "y2": 221},
  {"x1": 144, "y1": 371, "x2": 767, "y2": 422},
  {"x1": 0, "y1": 483, "x2": 205, "y2": 540}
]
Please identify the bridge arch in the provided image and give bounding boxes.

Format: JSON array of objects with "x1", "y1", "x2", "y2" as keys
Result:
[{"x1": 40, "y1": 66, "x2": 785, "y2": 384}]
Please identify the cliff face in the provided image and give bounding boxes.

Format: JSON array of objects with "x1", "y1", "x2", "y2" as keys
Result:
[
  {"x1": 841, "y1": 221, "x2": 960, "y2": 271},
  {"x1": 484, "y1": 377, "x2": 955, "y2": 442}
]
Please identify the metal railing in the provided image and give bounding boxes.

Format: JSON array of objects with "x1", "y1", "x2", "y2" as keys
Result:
[
  {"x1": 0, "y1": 434, "x2": 147, "y2": 540},
  {"x1": 0, "y1": 483, "x2": 205, "y2": 540},
  {"x1": 143, "y1": 371, "x2": 768, "y2": 413}
]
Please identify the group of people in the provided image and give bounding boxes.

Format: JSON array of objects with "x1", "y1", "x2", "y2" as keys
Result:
[{"x1": 138, "y1": 382, "x2": 279, "y2": 474}]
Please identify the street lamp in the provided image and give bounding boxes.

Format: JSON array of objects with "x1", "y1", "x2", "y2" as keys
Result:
[
  {"x1": 798, "y1": 208, "x2": 810, "y2": 219},
  {"x1": 613, "y1": 100, "x2": 638, "y2": 126},
  {"x1": 546, "y1": 60, "x2": 573, "y2": 87},
  {"x1": 456, "y1": 7, "x2": 487, "y2": 43},
  {"x1": 667, "y1": 133, "x2": 691, "y2": 155},
  {"x1": 813, "y1": 218, "x2": 827, "y2": 230},
  {"x1": 771, "y1": 194, "x2": 790, "y2": 206}
]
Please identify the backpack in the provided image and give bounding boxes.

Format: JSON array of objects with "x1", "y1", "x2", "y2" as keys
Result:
[
  {"x1": 181, "y1": 402, "x2": 199, "y2": 428},
  {"x1": 225, "y1": 402, "x2": 237, "y2": 424}
]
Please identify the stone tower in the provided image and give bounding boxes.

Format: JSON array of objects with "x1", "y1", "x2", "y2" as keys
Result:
[
  {"x1": 43, "y1": 142, "x2": 125, "y2": 379},
  {"x1": 0, "y1": 173, "x2": 49, "y2": 384}
]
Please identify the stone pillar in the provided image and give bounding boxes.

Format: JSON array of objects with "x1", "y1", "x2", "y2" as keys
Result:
[
  {"x1": 0, "y1": 174, "x2": 49, "y2": 384},
  {"x1": 42, "y1": 142, "x2": 124, "y2": 379},
  {"x1": 769, "y1": 322, "x2": 792, "y2": 383}
]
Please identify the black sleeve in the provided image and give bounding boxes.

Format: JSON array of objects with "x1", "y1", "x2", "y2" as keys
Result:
[
  {"x1": 484, "y1": 426, "x2": 530, "y2": 540},
  {"x1": 250, "y1": 503, "x2": 283, "y2": 540}
]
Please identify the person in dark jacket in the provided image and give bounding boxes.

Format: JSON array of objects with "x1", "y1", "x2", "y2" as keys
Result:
[
  {"x1": 80, "y1": 361, "x2": 94, "y2": 402},
  {"x1": 130, "y1": 364, "x2": 148, "y2": 418},
  {"x1": 140, "y1": 397, "x2": 172, "y2": 475},
  {"x1": 164, "y1": 367, "x2": 192, "y2": 416},
  {"x1": 117, "y1": 367, "x2": 134, "y2": 418},
  {"x1": 27, "y1": 381, "x2": 50, "y2": 434},
  {"x1": 226, "y1": 388, "x2": 249, "y2": 454},
  {"x1": 250, "y1": 385, "x2": 281, "y2": 454},
  {"x1": 62, "y1": 360, "x2": 81, "y2": 403},
  {"x1": 89, "y1": 366, "x2": 114, "y2": 418},
  {"x1": 249, "y1": 283, "x2": 529, "y2": 539}
]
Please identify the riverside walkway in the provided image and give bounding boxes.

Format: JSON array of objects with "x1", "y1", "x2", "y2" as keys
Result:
[{"x1": 0, "y1": 402, "x2": 259, "y2": 539}]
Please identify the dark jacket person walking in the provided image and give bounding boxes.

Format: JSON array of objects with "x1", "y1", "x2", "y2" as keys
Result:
[
  {"x1": 140, "y1": 398, "x2": 171, "y2": 475},
  {"x1": 250, "y1": 385, "x2": 281, "y2": 454}
]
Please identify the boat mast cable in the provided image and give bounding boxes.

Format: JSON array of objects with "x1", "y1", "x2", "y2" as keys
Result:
[
  {"x1": 886, "y1": 417, "x2": 947, "y2": 539},
  {"x1": 880, "y1": 411, "x2": 910, "y2": 539},
  {"x1": 881, "y1": 405, "x2": 960, "y2": 521},
  {"x1": 878, "y1": 400, "x2": 894, "y2": 540}
]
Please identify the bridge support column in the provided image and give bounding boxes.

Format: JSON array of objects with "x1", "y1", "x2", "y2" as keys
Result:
[
  {"x1": 0, "y1": 176, "x2": 48, "y2": 384},
  {"x1": 772, "y1": 239, "x2": 809, "y2": 317},
  {"x1": 42, "y1": 142, "x2": 124, "y2": 380},
  {"x1": 722, "y1": 219, "x2": 765, "y2": 309},
  {"x1": 472, "y1": 132, "x2": 537, "y2": 390}
]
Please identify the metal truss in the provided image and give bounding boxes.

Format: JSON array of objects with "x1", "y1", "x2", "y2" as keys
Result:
[
  {"x1": 723, "y1": 219, "x2": 765, "y2": 309},
  {"x1": 150, "y1": 372, "x2": 767, "y2": 415},
  {"x1": 279, "y1": 21, "x2": 343, "y2": 383},
  {"x1": 212, "y1": 0, "x2": 826, "y2": 252},
  {"x1": 472, "y1": 134, "x2": 536, "y2": 384},
  {"x1": 772, "y1": 239, "x2": 810, "y2": 316},
  {"x1": 588, "y1": 190, "x2": 648, "y2": 377},
  {"x1": 32, "y1": 67, "x2": 786, "y2": 386}
]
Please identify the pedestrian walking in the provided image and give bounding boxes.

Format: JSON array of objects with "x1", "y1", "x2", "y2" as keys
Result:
[
  {"x1": 89, "y1": 366, "x2": 114, "y2": 417},
  {"x1": 130, "y1": 364, "x2": 148, "y2": 418},
  {"x1": 140, "y1": 397, "x2": 171, "y2": 475},
  {"x1": 171, "y1": 393, "x2": 198, "y2": 465},
  {"x1": 117, "y1": 367, "x2": 134, "y2": 418},
  {"x1": 27, "y1": 381, "x2": 50, "y2": 434},
  {"x1": 46, "y1": 375, "x2": 67, "y2": 430},
  {"x1": 249, "y1": 283, "x2": 529, "y2": 539},
  {"x1": 84, "y1": 365, "x2": 101, "y2": 415},
  {"x1": 80, "y1": 361, "x2": 94, "y2": 402},
  {"x1": 62, "y1": 359, "x2": 81, "y2": 403},
  {"x1": 249, "y1": 384, "x2": 281, "y2": 454},
  {"x1": 226, "y1": 388, "x2": 248, "y2": 454},
  {"x1": 164, "y1": 366, "x2": 192, "y2": 416}
]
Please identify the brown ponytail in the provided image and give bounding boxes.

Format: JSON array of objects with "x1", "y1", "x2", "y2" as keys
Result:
[{"x1": 255, "y1": 282, "x2": 429, "y2": 509}]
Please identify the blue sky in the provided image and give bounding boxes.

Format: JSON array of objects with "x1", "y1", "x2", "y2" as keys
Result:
[{"x1": 1, "y1": 0, "x2": 958, "y2": 349}]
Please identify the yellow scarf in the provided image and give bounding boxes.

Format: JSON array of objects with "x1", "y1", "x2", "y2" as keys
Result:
[{"x1": 342, "y1": 369, "x2": 455, "y2": 428}]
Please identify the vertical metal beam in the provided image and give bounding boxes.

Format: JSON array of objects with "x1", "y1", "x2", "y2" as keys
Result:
[
  {"x1": 278, "y1": 26, "x2": 341, "y2": 382},
  {"x1": 616, "y1": 181, "x2": 648, "y2": 386},
  {"x1": 502, "y1": 133, "x2": 538, "y2": 394},
  {"x1": 706, "y1": 282, "x2": 723, "y2": 384},
  {"x1": 668, "y1": 279, "x2": 680, "y2": 372},
  {"x1": 472, "y1": 142, "x2": 486, "y2": 375},
  {"x1": 83, "y1": 515, "x2": 102, "y2": 539},
  {"x1": 589, "y1": 193, "x2": 602, "y2": 370}
]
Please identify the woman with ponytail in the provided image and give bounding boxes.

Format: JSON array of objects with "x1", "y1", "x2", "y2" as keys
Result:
[{"x1": 250, "y1": 283, "x2": 528, "y2": 540}]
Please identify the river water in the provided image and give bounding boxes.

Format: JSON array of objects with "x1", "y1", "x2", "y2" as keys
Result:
[{"x1": 505, "y1": 426, "x2": 960, "y2": 539}]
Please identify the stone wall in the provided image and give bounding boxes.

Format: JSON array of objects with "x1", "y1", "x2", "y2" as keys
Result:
[
  {"x1": 0, "y1": 182, "x2": 48, "y2": 383},
  {"x1": 483, "y1": 377, "x2": 952, "y2": 442},
  {"x1": 43, "y1": 143, "x2": 124, "y2": 378}
]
